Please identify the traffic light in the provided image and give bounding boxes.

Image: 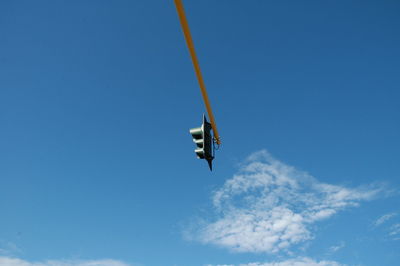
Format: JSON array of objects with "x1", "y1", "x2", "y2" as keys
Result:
[{"x1": 189, "y1": 114, "x2": 214, "y2": 170}]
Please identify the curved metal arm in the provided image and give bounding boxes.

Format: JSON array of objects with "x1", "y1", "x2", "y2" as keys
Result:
[{"x1": 174, "y1": 0, "x2": 221, "y2": 145}]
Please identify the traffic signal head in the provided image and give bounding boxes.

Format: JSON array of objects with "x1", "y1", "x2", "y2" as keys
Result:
[{"x1": 189, "y1": 114, "x2": 214, "y2": 170}]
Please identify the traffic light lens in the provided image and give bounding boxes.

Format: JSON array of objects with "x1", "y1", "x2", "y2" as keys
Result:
[
  {"x1": 194, "y1": 139, "x2": 204, "y2": 147},
  {"x1": 195, "y1": 148, "x2": 205, "y2": 159},
  {"x1": 189, "y1": 127, "x2": 202, "y2": 139}
]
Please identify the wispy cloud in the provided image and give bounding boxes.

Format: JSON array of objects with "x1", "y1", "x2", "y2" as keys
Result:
[
  {"x1": 389, "y1": 223, "x2": 400, "y2": 240},
  {"x1": 193, "y1": 150, "x2": 384, "y2": 254},
  {"x1": 328, "y1": 241, "x2": 345, "y2": 254},
  {"x1": 206, "y1": 256, "x2": 345, "y2": 266},
  {"x1": 374, "y1": 212, "x2": 397, "y2": 227},
  {"x1": 0, "y1": 256, "x2": 132, "y2": 266},
  {"x1": 0, "y1": 241, "x2": 21, "y2": 256},
  {"x1": 372, "y1": 212, "x2": 400, "y2": 240}
]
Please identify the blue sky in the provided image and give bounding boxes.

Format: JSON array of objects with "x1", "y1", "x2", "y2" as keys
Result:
[{"x1": 0, "y1": 1, "x2": 399, "y2": 265}]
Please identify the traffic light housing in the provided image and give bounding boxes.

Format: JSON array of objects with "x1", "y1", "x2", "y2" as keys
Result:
[{"x1": 189, "y1": 114, "x2": 214, "y2": 170}]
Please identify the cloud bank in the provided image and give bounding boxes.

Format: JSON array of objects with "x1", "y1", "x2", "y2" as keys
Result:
[
  {"x1": 195, "y1": 150, "x2": 383, "y2": 253},
  {"x1": 0, "y1": 256, "x2": 131, "y2": 266}
]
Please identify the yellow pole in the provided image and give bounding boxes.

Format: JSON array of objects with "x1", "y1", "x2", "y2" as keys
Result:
[{"x1": 174, "y1": 0, "x2": 221, "y2": 145}]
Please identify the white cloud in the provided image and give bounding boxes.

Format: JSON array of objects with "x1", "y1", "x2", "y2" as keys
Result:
[
  {"x1": 195, "y1": 150, "x2": 383, "y2": 254},
  {"x1": 206, "y1": 257, "x2": 344, "y2": 266},
  {"x1": 374, "y1": 212, "x2": 397, "y2": 227},
  {"x1": 0, "y1": 256, "x2": 131, "y2": 266}
]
